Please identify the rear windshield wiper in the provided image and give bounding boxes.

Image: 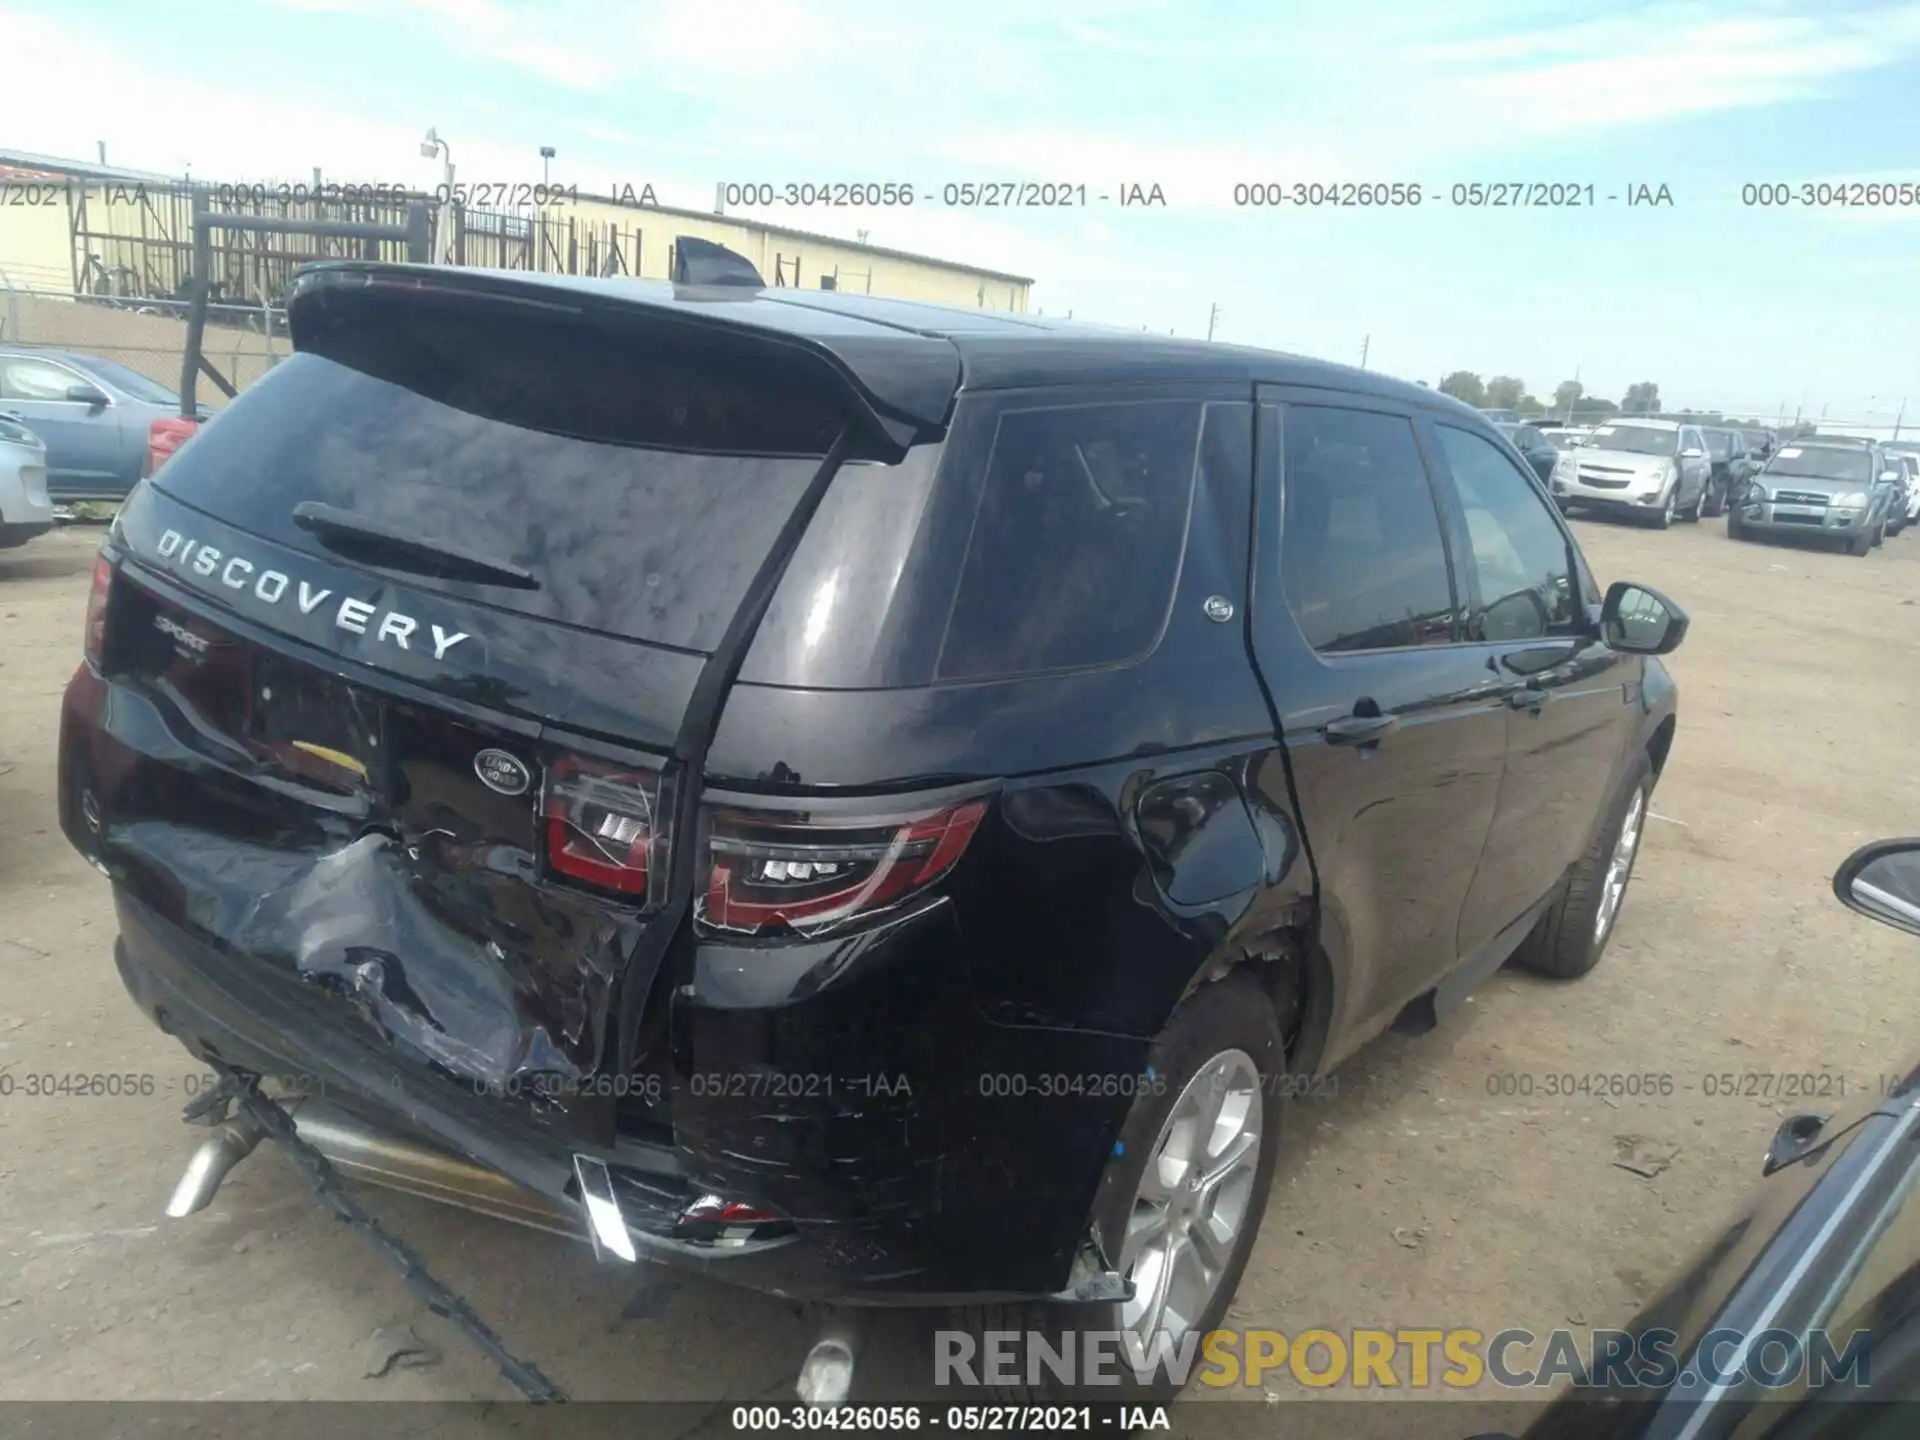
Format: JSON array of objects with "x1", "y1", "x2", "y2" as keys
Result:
[{"x1": 291, "y1": 502, "x2": 540, "y2": 591}]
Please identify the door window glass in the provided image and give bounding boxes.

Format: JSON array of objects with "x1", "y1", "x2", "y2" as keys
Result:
[
  {"x1": 1279, "y1": 406, "x2": 1457, "y2": 652},
  {"x1": 0, "y1": 357, "x2": 83, "y2": 401},
  {"x1": 1434, "y1": 425, "x2": 1580, "y2": 643}
]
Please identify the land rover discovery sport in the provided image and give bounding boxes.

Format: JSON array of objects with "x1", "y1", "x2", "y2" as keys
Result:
[{"x1": 58, "y1": 261, "x2": 1686, "y2": 1395}]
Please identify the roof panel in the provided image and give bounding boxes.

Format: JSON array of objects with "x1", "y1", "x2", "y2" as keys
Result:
[{"x1": 287, "y1": 262, "x2": 1462, "y2": 424}]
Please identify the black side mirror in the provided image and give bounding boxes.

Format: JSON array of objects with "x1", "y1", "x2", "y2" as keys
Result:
[
  {"x1": 1834, "y1": 839, "x2": 1920, "y2": 938},
  {"x1": 65, "y1": 383, "x2": 109, "y2": 408},
  {"x1": 1600, "y1": 581, "x2": 1688, "y2": 655}
]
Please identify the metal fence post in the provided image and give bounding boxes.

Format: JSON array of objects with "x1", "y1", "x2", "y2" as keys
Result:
[{"x1": 180, "y1": 189, "x2": 212, "y2": 417}]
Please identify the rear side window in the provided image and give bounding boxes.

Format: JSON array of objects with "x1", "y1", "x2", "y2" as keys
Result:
[
  {"x1": 935, "y1": 399, "x2": 1202, "y2": 682},
  {"x1": 1280, "y1": 406, "x2": 1457, "y2": 652}
]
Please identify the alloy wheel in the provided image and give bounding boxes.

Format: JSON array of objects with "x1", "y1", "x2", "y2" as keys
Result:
[
  {"x1": 1117, "y1": 1049, "x2": 1263, "y2": 1346},
  {"x1": 1595, "y1": 784, "x2": 1647, "y2": 943}
]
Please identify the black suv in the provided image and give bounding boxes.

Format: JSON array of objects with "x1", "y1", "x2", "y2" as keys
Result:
[{"x1": 57, "y1": 263, "x2": 1685, "y2": 1389}]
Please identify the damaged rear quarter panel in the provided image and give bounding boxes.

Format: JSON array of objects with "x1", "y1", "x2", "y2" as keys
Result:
[
  {"x1": 671, "y1": 745, "x2": 1301, "y2": 1296},
  {"x1": 71, "y1": 556, "x2": 676, "y2": 1104}
]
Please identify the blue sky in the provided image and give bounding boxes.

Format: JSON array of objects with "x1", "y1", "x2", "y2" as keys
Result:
[{"x1": 4, "y1": 0, "x2": 1918, "y2": 424}]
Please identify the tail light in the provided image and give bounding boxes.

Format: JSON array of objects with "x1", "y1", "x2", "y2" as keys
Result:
[
  {"x1": 542, "y1": 752, "x2": 667, "y2": 904},
  {"x1": 144, "y1": 417, "x2": 199, "y2": 477},
  {"x1": 701, "y1": 798, "x2": 986, "y2": 936},
  {"x1": 83, "y1": 554, "x2": 114, "y2": 666}
]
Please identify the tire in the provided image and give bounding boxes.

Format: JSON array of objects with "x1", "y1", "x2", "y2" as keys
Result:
[
  {"x1": 1849, "y1": 531, "x2": 1873, "y2": 557},
  {"x1": 1681, "y1": 486, "x2": 1704, "y2": 523},
  {"x1": 1702, "y1": 488, "x2": 1724, "y2": 519},
  {"x1": 1727, "y1": 509, "x2": 1747, "y2": 541},
  {"x1": 1646, "y1": 486, "x2": 1676, "y2": 530},
  {"x1": 955, "y1": 973, "x2": 1287, "y2": 1404},
  {"x1": 1511, "y1": 753, "x2": 1654, "y2": 980},
  {"x1": 1872, "y1": 521, "x2": 1886, "y2": 548}
]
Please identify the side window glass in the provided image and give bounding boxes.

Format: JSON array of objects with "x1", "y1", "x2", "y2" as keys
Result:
[
  {"x1": 1433, "y1": 426, "x2": 1580, "y2": 643},
  {"x1": 1280, "y1": 406, "x2": 1457, "y2": 653},
  {"x1": 938, "y1": 398, "x2": 1203, "y2": 681},
  {"x1": 0, "y1": 358, "x2": 80, "y2": 401}
]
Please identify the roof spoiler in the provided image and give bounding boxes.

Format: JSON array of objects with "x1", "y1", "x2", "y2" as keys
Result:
[
  {"x1": 670, "y1": 235, "x2": 765, "y2": 287},
  {"x1": 284, "y1": 262, "x2": 958, "y2": 459}
]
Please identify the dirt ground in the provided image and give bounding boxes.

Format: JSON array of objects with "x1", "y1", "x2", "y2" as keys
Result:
[{"x1": 2, "y1": 513, "x2": 1917, "y2": 1430}]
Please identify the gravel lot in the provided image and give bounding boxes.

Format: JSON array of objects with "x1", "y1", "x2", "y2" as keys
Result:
[{"x1": 2, "y1": 514, "x2": 1917, "y2": 1428}]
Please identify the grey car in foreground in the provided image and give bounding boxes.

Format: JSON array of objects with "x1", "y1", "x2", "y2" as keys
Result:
[
  {"x1": 1548, "y1": 419, "x2": 1712, "y2": 528},
  {"x1": 0, "y1": 349, "x2": 202, "y2": 502},
  {"x1": 0, "y1": 412, "x2": 54, "y2": 549},
  {"x1": 1731, "y1": 439, "x2": 1897, "y2": 556}
]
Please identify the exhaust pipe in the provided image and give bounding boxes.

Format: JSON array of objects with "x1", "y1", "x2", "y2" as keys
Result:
[
  {"x1": 164, "y1": 1097, "x2": 578, "y2": 1239},
  {"x1": 166, "y1": 1113, "x2": 266, "y2": 1217},
  {"x1": 797, "y1": 1310, "x2": 870, "y2": 1405}
]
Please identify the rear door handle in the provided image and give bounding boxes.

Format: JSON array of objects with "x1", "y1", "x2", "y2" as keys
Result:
[{"x1": 1324, "y1": 713, "x2": 1399, "y2": 744}]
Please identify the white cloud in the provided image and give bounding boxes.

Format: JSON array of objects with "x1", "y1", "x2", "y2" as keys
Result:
[
  {"x1": 1449, "y1": 6, "x2": 1920, "y2": 133},
  {"x1": 398, "y1": 0, "x2": 622, "y2": 88}
]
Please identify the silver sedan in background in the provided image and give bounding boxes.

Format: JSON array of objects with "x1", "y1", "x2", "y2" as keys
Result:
[{"x1": 0, "y1": 411, "x2": 54, "y2": 550}]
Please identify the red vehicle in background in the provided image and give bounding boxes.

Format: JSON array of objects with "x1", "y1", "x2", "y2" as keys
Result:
[{"x1": 144, "y1": 415, "x2": 200, "y2": 477}]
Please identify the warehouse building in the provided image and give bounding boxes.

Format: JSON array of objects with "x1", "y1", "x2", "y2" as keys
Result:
[{"x1": 0, "y1": 150, "x2": 1034, "y2": 314}]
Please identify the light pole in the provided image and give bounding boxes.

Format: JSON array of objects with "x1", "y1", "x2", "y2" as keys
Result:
[
  {"x1": 539, "y1": 146, "x2": 555, "y2": 186},
  {"x1": 421, "y1": 128, "x2": 455, "y2": 262}
]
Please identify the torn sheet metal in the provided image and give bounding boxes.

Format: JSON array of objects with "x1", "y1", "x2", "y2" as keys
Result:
[{"x1": 111, "y1": 819, "x2": 645, "y2": 1094}]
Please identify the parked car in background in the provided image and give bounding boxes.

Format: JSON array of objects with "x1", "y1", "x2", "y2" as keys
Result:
[
  {"x1": 1515, "y1": 837, "x2": 1920, "y2": 1440},
  {"x1": 1731, "y1": 438, "x2": 1895, "y2": 556},
  {"x1": 1479, "y1": 406, "x2": 1520, "y2": 423},
  {"x1": 0, "y1": 349, "x2": 206, "y2": 502},
  {"x1": 1547, "y1": 418, "x2": 1712, "y2": 528},
  {"x1": 57, "y1": 261, "x2": 1690, "y2": 1402},
  {"x1": 1882, "y1": 453, "x2": 1916, "y2": 537},
  {"x1": 0, "y1": 411, "x2": 54, "y2": 549},
  {"x1": 1698, "y1": 426, "x2": 1745, "y2": 518},
  {"x1": 1497, "y1": 420, "x2": 1561, "y2": 482},
  {"x1": 1883, "y1": 442, "x2": 1920, "y2": 527}
]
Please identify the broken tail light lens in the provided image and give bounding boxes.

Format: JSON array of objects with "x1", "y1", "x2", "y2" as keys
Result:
[
  {"x1": 83, "y1": 554, "x2": 114, "y2": 667},
  {"x1": 701, "y1": 798, "x2": 987, "y2": 936},
  {"x1": 542, "y1": 752, "x2": 667, "y2": 904}
]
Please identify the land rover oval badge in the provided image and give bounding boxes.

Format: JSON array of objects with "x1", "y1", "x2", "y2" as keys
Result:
[{"x1": 474, "y1": 748, "x2": 532, "y2": 796}]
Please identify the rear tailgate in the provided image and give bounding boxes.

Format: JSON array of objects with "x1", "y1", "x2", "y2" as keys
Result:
[{"x1": 76, "y1": 270, "x2": 957, "y2": 1138}]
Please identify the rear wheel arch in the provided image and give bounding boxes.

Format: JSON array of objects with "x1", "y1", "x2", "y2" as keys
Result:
[{"x1": 1188, "y1": 925, "x2": 1333, "y2": 1081}]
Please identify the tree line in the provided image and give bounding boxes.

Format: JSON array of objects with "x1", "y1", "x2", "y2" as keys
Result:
[{"x1": 1428, "y1": 372, "x2": 1787, "y2": 431}]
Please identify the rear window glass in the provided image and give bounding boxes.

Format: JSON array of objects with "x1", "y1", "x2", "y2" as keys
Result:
[
  {"x1": 935, "y1": 399, "x2": 1202, "y2": 681},
  {"x1": 151, "y1": 351, "x2": 825, "y2": 652}
]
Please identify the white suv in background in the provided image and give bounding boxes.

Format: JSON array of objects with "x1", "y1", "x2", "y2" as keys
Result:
[{"x1": 1548, "y1": 418, "x2": 1714, "y2": 528}]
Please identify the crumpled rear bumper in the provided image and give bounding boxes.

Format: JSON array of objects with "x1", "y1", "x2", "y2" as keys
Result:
[{"x1": 108, "y1": 886, "x2": 1129, "y2": 1305}]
